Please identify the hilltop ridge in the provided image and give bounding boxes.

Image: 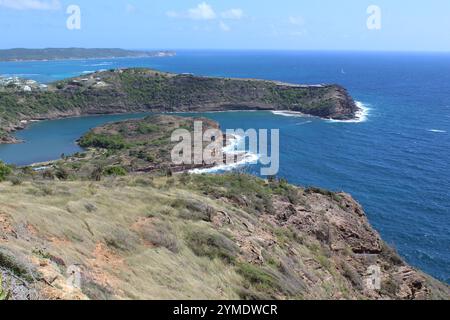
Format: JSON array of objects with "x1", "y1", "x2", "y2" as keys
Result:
[{"x1": 0, "y1": 68, "x2": 358, "y2": 144}]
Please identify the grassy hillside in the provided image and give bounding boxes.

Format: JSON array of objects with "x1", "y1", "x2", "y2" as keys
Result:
[
  {"x1": 0, "y1": 115, "x2": 449, "y2": 300},
  {"x1": 0, "y1": 68, "x2": 357, "y2": 144},
  {"x1": 0, "y1": 173, "x2": 448, "y2": 300}
]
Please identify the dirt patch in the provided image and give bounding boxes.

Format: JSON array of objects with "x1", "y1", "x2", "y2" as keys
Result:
[
  {"x1": 0, "y1": 212, "x2": 17, "y2": 241},
  {"x1": 85, "y1": 242, "x2": 127, "y2": 297}
]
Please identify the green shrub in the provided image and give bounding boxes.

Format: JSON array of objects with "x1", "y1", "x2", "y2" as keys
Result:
[
  {"x1": 305, "y1": 186, "x2": 334, "y2": 197},
  {"x1": 8, "y1": 175, "x2": 23, "y2": 186},
  {"x1": 137, "y1": 123, "x2": 159, "y2": 134},
  {"x1": 0, "y1": 274, "x2": 11, "y2": 300},
  {"x1": 0, "y1": 247, "x2": 36, "y2": 282},
  {"x1": 103, "y1": 166, "x2": 127, "y2": 176},
  {"x1": 341, "y1": 261, "x2": 363, "y2": 290},
  {"x1": 190, "y1": 173, "x2": 274, "y2": 214},
  {"x1": 237, "y1": 263, "x2": 277, "y2": 290},
  {"x1": 42, "y1": 170, "x2": 54, "y2": 180},
  {"x1": 79, "y1": 133, "x2": 127, "y2": 150},
  {"x1": 0, "y1": 161, "x2": 12, "y2": 182},
  {"x1": 380, "y1": 242, "x2": 404, "y2": 266},
  {"x1": 55, "y1": 167, "x2": 70, "y2": 180},
  {"x1": 90, "y1": 166, "x2": 103, "y2": 181},
  {"x1": 172, "y1": 199, "x2": 213, "y2": 222},
  {"x1": 104, "y1": 228, "x2": 139, "y2": 252},
  {"x1": 185, "y1": 228, "x2": 239, "y2": 263},
  {"x1": 138, "y1": 222, "x2": 179, "y2": 253}
]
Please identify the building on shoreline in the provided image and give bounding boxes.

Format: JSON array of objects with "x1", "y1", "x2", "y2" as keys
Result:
[{"x1": 0, "y1": 76, "x2": 47, "y2": 92}]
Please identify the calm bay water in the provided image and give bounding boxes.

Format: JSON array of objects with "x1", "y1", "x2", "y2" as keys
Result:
[{"x1": 0, "y1": 51, "x2": 449, "y2": 283}]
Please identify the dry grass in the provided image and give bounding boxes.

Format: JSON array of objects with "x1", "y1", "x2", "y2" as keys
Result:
[
  {"x1": 0, "y1": 177, "x2": 244, "y2": 299},
  {"x1": 0, "y1": 174, "x2": 447, "y2": 300}
]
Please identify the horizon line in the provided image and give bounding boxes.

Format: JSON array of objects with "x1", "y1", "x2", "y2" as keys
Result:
[{"x1": 1, "y1": 47, "x2": 450, "y2": 54}]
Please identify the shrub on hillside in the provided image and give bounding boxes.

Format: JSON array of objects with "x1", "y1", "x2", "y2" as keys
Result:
[
  {"x1": 79, "y1": 133, "x2": 127, "y2": 150},
  {"x1": 0, "y1": 161, "x2": 12, "y2": 182},
  {"x1": 103, "y1": 166, "x2": 127, "y2": 176},
  {"x1": 185, "y1": 227, "x2": 239, "y2": 263}
]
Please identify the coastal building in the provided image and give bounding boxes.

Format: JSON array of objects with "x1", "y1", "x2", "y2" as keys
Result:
[{"x1": 0, "y1": 75, "x2": 44, "y2": 92}]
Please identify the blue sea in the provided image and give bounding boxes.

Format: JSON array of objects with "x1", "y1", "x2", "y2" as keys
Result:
[{"x1": 0, "y1": 51, "x2": 449, "y2": 283}]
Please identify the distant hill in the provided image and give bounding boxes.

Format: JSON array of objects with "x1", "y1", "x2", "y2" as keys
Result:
[{"x1": 0, "y1": 48, "x2": 176, "y2": 62}]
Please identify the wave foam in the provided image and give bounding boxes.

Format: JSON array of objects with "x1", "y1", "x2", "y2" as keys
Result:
[
  {"x1": 272, "y1": 102, "x2": 370, "y2": 123},
  {"x1": 189, "y1": 134, "x2": 260, "y2": 174},
  {"x1": 83, "y1": 62, "x2": 113, "y2": 67},
  {"x1": 327, "y1": 101, "x2": 370, "y2": 123},
  {"x1": 271, "y1": 110, "x2": 308, "y2": 118},
  {"x1": 295, "y1": 121, "x2": 312, "y2": 126},
  {"x1": 428, "y1": 129, "x2": 447, "y2": 133},
  {"x1": 189, "y1": 153, "x2": 260, "y2": 174}
]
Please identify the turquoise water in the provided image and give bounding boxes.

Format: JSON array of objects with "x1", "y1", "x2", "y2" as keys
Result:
[
  {"x1": 0, "y1": 113, "x2": 152, "y2": 165},
  {"x1": 0, "y1": 51, "x2": 449, "y2": 283}
]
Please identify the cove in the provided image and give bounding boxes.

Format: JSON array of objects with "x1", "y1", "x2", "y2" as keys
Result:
[{"x1": 0, "y1": 113, "x2": 152, "y2": 166}]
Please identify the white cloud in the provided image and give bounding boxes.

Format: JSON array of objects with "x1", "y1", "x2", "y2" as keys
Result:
[
  {"x1": 221, "y1": 8, "x2": 243, "y2": 20},
  {"x1": 219, "y1": 21, "x2": 230, "y2": 32},
  {"x1": 288, "y1": 16, "x2": 305, "y2": 26},
  {"x1": 167, "y1": 3, "x2": 245, "y2": 22},
  {"x1": 0, "y1": 0, "x2": 61, "y2": 10},
  {"x1": 187, "y1": 2, "x2": 216, "y2": 20}
]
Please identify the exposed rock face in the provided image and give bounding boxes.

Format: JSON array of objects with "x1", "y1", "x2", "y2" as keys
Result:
[{"x1": 224, "y1": 184, "x2": 449, "y2": 300}]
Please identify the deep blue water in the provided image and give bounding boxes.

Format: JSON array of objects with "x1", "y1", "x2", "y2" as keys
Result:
[{"x1": 0, "y1": 51, "x2": 449, "y2": 283}]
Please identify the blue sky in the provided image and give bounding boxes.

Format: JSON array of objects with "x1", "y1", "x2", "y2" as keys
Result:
[{"x1": 0, "y1": 0, "x2": 449, "y2": 51}]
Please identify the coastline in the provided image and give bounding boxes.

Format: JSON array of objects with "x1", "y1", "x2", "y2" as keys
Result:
[
  {"x1": 272, "y1": 101, "x2": 369, "y2": 123},
  {"x1": 1, "y1": 106, "x2": 361, "y2": 147},
  {"x1": 189, "y1": 134, "x2": 260, "y2": 174},
  {"x1": 0, "y1": 68, "x2": 359, "y2": 146},
  {"x1": 0, "y1": 101, "x2": 364, "y2": 151},
  {"x1": 0, "y1": 52, "x2": 176, "y2": 63}
]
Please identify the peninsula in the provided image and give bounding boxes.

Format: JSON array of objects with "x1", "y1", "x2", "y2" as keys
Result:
[{"x1": 0, "y1": 68, "x2": 358, "y2": 144}]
